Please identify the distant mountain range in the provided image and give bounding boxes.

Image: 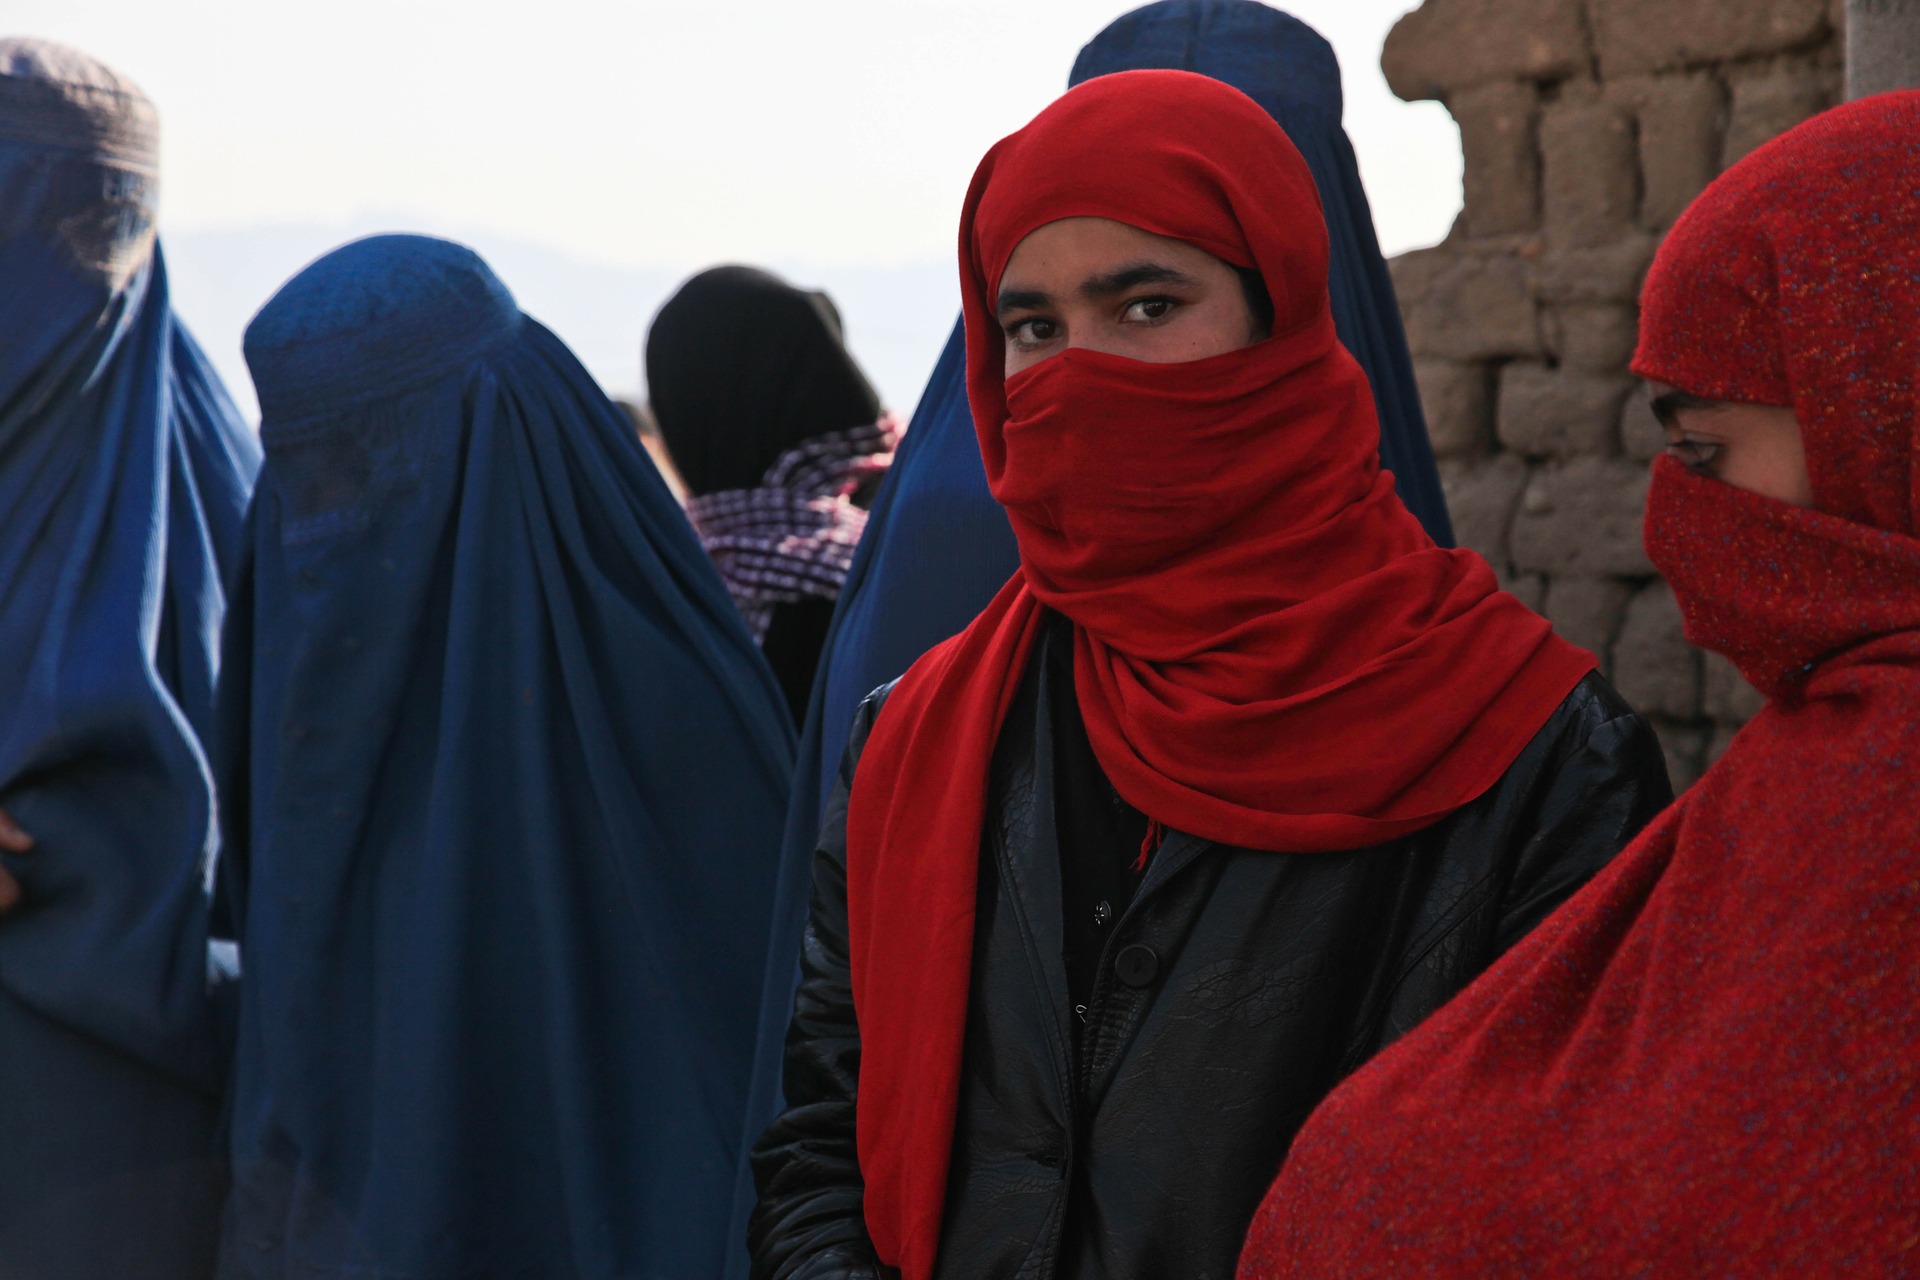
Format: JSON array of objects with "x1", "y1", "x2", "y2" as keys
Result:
[{"x1": 163, "y1": 214, "x2": 960, "y2": 424}]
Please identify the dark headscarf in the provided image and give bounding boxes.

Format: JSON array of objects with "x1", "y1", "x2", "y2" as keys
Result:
[
  {"x1": 648, "y1": 266, "x2": 893, "y2": 724},
  {"x1": 217, "y1": 235, "x2": 795, "y2": 1278},
  {"x1": 0, "y1": 38, "x2": 259, "y2": 1279},
  {"x1": 646, "y1": 265, "x2": 882, "y2": 497},
  {"x1": 719, "y1": 10, "x2": 1457, "y2": 1269}
]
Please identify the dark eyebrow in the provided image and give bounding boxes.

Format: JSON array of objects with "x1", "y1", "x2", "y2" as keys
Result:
[
  {"x1": 995, "y1": 261, "x2": 1203, "y2": 320},
  {"x1": 1079, "y1": 261, "x2": 1200, "y2": 299},
  {"x1": 995, "y1": 287, "x2": 1050, "y2": 318},
  {"x1": 1649, "y1": 390, "x2": 1721, "y2": 426}
]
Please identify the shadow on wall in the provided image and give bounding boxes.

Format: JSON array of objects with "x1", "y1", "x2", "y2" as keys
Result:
[{"x1": 1383, "y1": 0, "x2": 1845, "y2": 790}]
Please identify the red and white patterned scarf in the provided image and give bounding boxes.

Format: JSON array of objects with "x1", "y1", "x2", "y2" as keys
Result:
[{"x1": 684, "y1": 415, "x2": 902, "y2": 643}]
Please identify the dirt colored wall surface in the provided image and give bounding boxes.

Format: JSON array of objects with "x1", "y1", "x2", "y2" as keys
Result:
[{"x1": 1386, "y1": 0, "x2": 1845, "y2": 787}]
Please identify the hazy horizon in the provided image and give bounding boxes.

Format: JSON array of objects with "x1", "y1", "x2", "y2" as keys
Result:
[
  {"x1": 19, "y1": 0, "x2": 1461, "y2": 419},
  {"x1": 164, "y1": 215, "x2": 961, "y2": 420}
]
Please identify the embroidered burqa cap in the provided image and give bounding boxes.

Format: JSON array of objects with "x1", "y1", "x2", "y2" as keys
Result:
[
  {"x1": 218, "y1": 234, "x2": 795, "y2": 1277},
  {"x1": 0, "y1": 37, "x2": 257, "y2": 1279}
]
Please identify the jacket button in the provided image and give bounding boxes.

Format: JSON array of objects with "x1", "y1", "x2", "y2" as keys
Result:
[{"x1": 1113, "y1": 944, "x2": 1160, "y2": 988}]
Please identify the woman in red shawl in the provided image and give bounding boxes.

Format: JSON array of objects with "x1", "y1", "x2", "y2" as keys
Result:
[
  {"x1": 748, "y1": 70, "x2": 1672, "y2": 1280},
  {"x1": 1239, "y1": 93, "x2": 1920, "y2": 1279}
]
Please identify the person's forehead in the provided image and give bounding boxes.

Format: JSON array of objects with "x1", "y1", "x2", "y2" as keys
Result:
[{"x1": 1000, "y1": 218, "x2": 1219, "y2": 277}]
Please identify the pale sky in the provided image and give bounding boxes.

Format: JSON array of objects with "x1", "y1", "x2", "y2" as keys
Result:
[{"x1": 9, "y1": 0, "x2": 1462, "y2": 411}]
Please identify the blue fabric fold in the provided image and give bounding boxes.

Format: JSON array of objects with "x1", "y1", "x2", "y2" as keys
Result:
[
  {"x1": 0, "y1": 38, "x2": 260, "y2": 1279},
  {"x1": 217, "y1": 234, "x2": 795, "y2": 1279},
  {"x1": 724, "y1": 6, "x2": 1455, "y2": 1272}
]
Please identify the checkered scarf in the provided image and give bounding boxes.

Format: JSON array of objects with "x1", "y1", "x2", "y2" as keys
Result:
[{"x1": 684, "y1": 414, "x2": 902, "y2": 644}]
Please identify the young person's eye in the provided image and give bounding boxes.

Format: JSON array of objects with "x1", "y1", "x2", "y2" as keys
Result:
[
  {"x1": 1004, "y1": 316, "x2": 1059, "y2": 348},
  {"x1": 1123, "y1": 296, "x2": 1178, "y2": 324},
  {"x1": 1665, "y1": 437, "x2": 1725, "y2": 472}
]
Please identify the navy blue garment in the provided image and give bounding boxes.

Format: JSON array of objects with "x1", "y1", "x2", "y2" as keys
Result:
[
  {"x1": 1069, "y1": 0, "x2": 1450, "y2": 546},
  {"x1": 0, "y1": 39, "x2": 260, "y2": 1280},
  {"x1": 721, "y1": 6, "x2": 1456, "y2": 1271},
  {"x1": 217, "y1": 235, "x2": 795, "y2": 1279},
  {"x1": 721, "y1": 322, "x2": 1011, "y2": 1278}
]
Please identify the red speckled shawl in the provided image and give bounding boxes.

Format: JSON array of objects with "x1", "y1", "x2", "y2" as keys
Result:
[
  {"x1": 1241, "y1": 93, "x2": 1920, "y2": 1279},
  {"x1": 842, "y1": 71, "x2": 1595, "y2": 1280}
]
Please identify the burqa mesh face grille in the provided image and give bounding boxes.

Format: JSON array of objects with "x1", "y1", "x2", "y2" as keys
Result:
[{"x1": 222, "y1": 234, "x2": 795, "y2": 1279}]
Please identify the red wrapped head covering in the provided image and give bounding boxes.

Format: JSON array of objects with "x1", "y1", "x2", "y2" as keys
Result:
[
  {"x1": 841, "y1": 70, "x2": 1593, "y2": 1279},
  {"x1": 1240, "y1": 93, "x2": 1920, "y2": 1279}
]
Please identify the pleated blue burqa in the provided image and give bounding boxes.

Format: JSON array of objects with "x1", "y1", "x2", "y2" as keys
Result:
[
  {"x1": 723, "y1": 5, "x2": 1455, "y2": 1271},
  {"x1": 0, "y1": 38, "x2": 260, "y2": 1280},
  {"x1": 216, "y1": 235, "x2": 795, "y2": 1279}
]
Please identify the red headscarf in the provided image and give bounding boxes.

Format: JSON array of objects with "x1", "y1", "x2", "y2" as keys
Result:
[
  {"x1": 842, "y1": 70, "x2": 1595, "y2": 1279},
  {"x1": 1240, "y1": 93, "x2": 1920, "y2": 1279}
]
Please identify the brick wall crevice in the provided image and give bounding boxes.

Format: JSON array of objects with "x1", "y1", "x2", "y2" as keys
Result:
[{"x1": 1385, "y1": 0, "x2": 1837, "y2": 787}]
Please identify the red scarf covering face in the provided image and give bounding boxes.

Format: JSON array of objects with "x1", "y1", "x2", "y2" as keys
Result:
[
  {"x1": 843, "y1": 70, "x2": 1595, "y2": 1279},
  {"x1": 1240, "y1": 93, "x2": 1920, "y2": 1279}
]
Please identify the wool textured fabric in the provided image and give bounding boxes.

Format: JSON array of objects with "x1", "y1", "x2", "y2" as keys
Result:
[
  {"x1": 216, "y1": 235, "x2": 795, "y2": 1279},
  {"x1": 842, "y1": 70, "x2": 1593, "y2": 1280},
  {"x1": 683, "y1": 416, "x2": 900, "y2": 644},
  {"x1": 646, "y1": 264, "x2": 883, "y2": 498},
  {"x1": 725, "y1": 10, "x2": 1460, "y2": 1268},
  {"x1": 1239, "y1": 93, "x2": 1920, "y2": 1279},
  {"x1": 0, "y1": 39, "x2": 258, "y2": 1280}
]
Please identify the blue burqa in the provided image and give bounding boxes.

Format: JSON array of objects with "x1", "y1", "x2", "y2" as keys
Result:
[
  {"x1": 0, "y1": 39, "x2": 259, "y2": 1280},
  {"x1": 216, "y1": 235, "x2": 795, "y2": 1278},
  {"x1": 723, "y1": 4, "x2": 1454, "y2": 1270}
]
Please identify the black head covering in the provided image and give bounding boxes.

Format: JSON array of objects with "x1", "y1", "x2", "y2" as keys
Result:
[{"x1": 645, "y1": 265, "x2": 882, "y2": 497}]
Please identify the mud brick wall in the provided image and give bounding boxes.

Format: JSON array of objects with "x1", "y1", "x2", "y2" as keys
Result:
[{"x1": 1384, "y1": 0, "x2": 1845, "y2": 788}]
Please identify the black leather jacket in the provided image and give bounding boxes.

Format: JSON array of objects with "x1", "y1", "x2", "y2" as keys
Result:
[{"x1": 749, "y1": 649, "x2": 1672, "y2": 1280}]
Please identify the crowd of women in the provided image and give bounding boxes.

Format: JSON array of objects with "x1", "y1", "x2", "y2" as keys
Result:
[{"x1": 0, "y1": 2, "x2": 1914, "y2": 1278}]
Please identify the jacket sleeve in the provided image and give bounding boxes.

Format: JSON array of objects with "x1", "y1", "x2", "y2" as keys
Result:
[
  {"x1": 1491, "y1": 671, "x2": 1676, "y2": 953},
  {"x1": 747, "y1": 688, "x2": 897, "y2": 1280}
]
